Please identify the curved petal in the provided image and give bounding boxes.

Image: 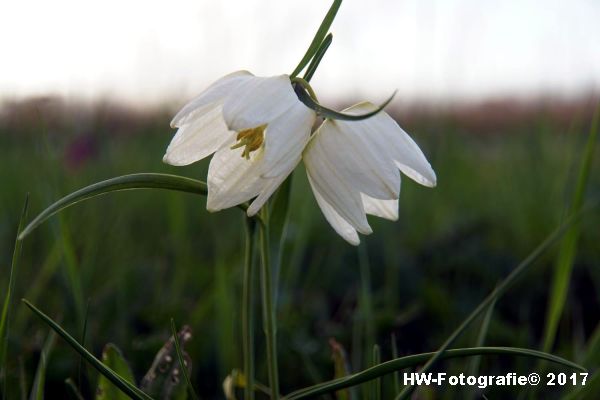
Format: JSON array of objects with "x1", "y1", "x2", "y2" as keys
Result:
[
  {"x1": 222, "y1": 75, "x2": 298, "y2": 132},
  {"x1": 163, "y1": 103, "x2": 236, "y2": 166},
  {"x1": 246, "y1": 162, "x2": 296, "y2": 216},
  {"x1": 343, "y1": 102, "x2": 437, "y2": 187},
  {"x1": 261, "y1": 101, "x2": 315, "y2": 178},
  {"x1": 361, "y1": 193, "x2": 399, "y2": 221},
  {"x1": 316, "y1": 116, "x2": 400, "y2": 200},
  {"x1": 171, "y1": 70, "x2": 253, "y2": 128},
  {"x1": 303, "y1": 132, "x2": 372, "y2": 235},
  {"x1": 206, "y1": 146, "x2": 264, "y2": 212},
  {"x1": 308, "y1": 174, "x2": 360, "y2": 245}
]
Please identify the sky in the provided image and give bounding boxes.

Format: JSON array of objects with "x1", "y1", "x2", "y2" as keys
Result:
[{"x1": 1, "y1": 0, "x2": 599, "y2": 106}]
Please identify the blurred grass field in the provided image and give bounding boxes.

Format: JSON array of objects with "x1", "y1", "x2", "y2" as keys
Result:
[{"x1": 0, "y1": 96, "x2": 599, "y2": 399}]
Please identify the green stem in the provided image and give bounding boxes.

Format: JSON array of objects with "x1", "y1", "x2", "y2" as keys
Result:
[
  {"x1": 243, "y1": 218, "x2": 256, "y2": 400},
  {"x1": 259, "y1": 208, "x2": 279, "y2": 399},
  {"x1": 291, "y1": 77, "x2": 318, "y2": 101}
]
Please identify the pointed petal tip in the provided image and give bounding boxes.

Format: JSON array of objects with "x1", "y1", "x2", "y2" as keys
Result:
[
  {"x1": 162, "y1": 152, "x2": 187, "y2": 167},
  {"x1": 162, "y1": 153, "x2": 173, "y2": 165},
  {"x1": 206, "y1": 204, "x2": 220, "y2": 213},
  {"x1": 246, "y1": 204, "x2": 259, "y2": 217}
]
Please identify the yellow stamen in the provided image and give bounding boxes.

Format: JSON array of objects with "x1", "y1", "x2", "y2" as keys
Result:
[{"x1": 230, "y1": 124, "x2": 266, "y2": 159}]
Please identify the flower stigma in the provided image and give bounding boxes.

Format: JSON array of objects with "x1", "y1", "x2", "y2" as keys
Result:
[{"x1": 230, "y1": 124, "x2": 267, "y2": 159}]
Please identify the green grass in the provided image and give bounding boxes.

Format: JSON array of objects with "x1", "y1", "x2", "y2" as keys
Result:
[{"x1": 0, "y1": 100, "x2": 598, "y2": 398}]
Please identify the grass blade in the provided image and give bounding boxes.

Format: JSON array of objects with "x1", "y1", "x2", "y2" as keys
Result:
[
  {"x1": 22, "y1": 299, "x2": 152, "y2": 400},
  {"x1": 65, "y1": 378, "x2": 85, "y2": 400},
  {"x1": 170, "y1": 319, "x2": 199, "y2": 400},
  {"x1": 561, "y1": 370, "x2": 599, "y2": 400},
  {"x1": 395, "y1": 199, "x2": 599, "y2": 399},
  {"x1": 390, "y1": 334, "x2": 400, "y2": 395},
  {"x1": 18, "y1": 173, "x2": 217, "y2": 240},
  {"x1": 1, "y1": 195, "x2": 29, "y2": 396},
  {"x1": 269, "y1": 175, "x2": 293, "y2": 306},
  {"x1": 467, "y1": 296, "x2": 496, "y2": 399},
  {"x1": 543, "y1": 106, "x2": 599, "y2": 352},
  {"x1": 283, "y1": 347, "x2": 584, "y2": 400},
  {"x1": 290, "y1": 0, "x2": 342, "y2": 78},
  {"x1": 28, "y1": 330, "x2": 56, "y2": 400},
  {"x1": 372, "y1": 345, "x2": 381, "y2": 400}
]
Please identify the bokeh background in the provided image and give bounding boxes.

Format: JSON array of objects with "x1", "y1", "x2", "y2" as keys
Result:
[{"x1": 1, "y1": 0, "x2": 599, "y2": 398}]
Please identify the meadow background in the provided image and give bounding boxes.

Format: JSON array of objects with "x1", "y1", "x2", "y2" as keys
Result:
[
  {"x1": 0, "y1": 94, "x2": 598, "y2": 399},
  {"x1": 1, "y1": 0, "x2": 600, "y2": 398}
]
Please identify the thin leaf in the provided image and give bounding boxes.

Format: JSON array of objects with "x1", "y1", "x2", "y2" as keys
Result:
[
  {"x1": 296, "y1": 87, "x2": 395, "y2": 121},
  {"x1": 396, "y1": 200, "x2": 599, "y2": 400},
  {"x1": 95, "y1": 344, "x2": 135, "y2": 400},
  {"x1": 170, "y1": 319, "x2": 199, "y2": 400},
  {"x1": 65, "y1": 378, "x2": 85, "y2": 400},
  {"x1": 29, "y1": 330, "x2": 56, "y2": 400},
  {"x1": 18, "y1": 173, "x2": 222, "y2": 240},
  {"x1": 583, "y1": 322, "x2": 600, "y2": 368},
  {"x1": 290, "y1": 0, "x2": 342, "y2": 78},
  {"x1": 390, "y1": 334, "x2": 400, "y2": 395},
  {"x1": 467, "y1": 296, "x2": 496, "y2": 399},
  {"x1": 21, "y1": 299, "x2": 152, "y2": 400},
  {"x1": 543, "y1": 106, "x2": 599, "y2": 352},
  {"x1": 269, "y1": 175, "x2": 293, "y2": 307},
  {"x1": 303, "y1": 33, "x2": 333, "y2": 82},
  {"x1": 561, "y1": 371, "x2": 599, "y2": 400},
  {"x1": 1, "y1": 194, "x2": 29, "y2": 396},
  {"x1": 372, "y1": 345, "x2": 381, "y2": 400},
  {"x1": 283, "y1": 347, "x2": 584, "y2": 400}
]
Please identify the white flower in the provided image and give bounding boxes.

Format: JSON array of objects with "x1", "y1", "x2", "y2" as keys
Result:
[
  {"x1": 164, "y1": 71, "x2": 315, "y2": 216},
  {"x1": 303, "y1": 102, "x2": 436, "y2": 245}
]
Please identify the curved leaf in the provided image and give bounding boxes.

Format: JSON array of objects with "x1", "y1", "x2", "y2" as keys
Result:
[
  {"x1": 18, "y1": 173, "x2": 236, "y2": 240},
  {"x1": 283, "y1": 347, "x2": 585, "y2": 400},
  {"x1": 296, "y1": 87, "x2": 395, "y2": 121},
  {"x1": 396, "y1": 198, "x2": 599, "y2": 399},
  {"x1": 22, "y1": 299, "x2": 153, "y2": 400}
]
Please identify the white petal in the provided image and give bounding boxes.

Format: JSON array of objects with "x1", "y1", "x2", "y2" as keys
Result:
[
  {"x1": 361, "y1": 193, "x2": 399, "y2": 221},
  {"x1": 206, "y1": 146, "x2": 264, "y2": 212},
  {"x1": 261, "y1": 101, "x2": 315, "y2": 178},
  {"x1": 170, "y1": 70, "x2": 252, "y2": 128},
  {"x1": 222, "y1": 75, "x2": 298, "y2": 132},
  {"x1": 303, "y1": 133, "x2": 372, "y2": 235},
  {"x1": 307, "y1": 174, "x2": 360, "y2": 245},
  {"x1": 163, "y1": 104, "x2": 235, "y2": 166},
  {"x1": 316, "y1": 117, "x2": 400, "y2": 200},
  {"x1": 246, "y1": 163, "x2": 294, "y2": 217},
  {"x1": 343, "y1": 102, "x2": 436, "y2": 187}
]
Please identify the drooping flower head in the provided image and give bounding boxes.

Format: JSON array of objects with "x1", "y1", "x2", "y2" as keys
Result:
[
  {"x1": 303, "y1": 102, "x2": 436, "y2": 245},
  {"x1": 164, "y1": 71, "x2": 315, "y2": 216}
]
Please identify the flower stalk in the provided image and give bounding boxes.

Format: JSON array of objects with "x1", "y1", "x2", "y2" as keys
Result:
[
  {"x1": 259, "y1": 207, "x2": 280, "y2": 399},
  {"x1": 243, "y1": 217, "x2": 256, "y2": 400}
]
